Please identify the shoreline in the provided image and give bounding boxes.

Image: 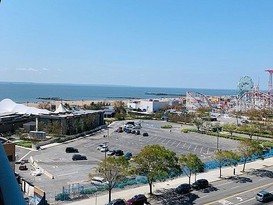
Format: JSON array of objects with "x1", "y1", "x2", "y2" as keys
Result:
[{"x1": 25, "y1": 97, "x2": 181, "y2": 108}]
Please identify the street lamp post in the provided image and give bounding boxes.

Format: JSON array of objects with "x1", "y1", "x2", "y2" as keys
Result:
[{"x1": 216, "y1": 128, "x2": 219, "y2": 150}]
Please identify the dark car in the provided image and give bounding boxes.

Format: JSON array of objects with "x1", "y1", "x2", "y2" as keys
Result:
[
  {"x1": 143, "y1": 132, "x2": 149, "y2": 137},
  {"x1": 124, "y1": 152, "x2": 132, "y2": 160},
  {"x1": 19, "y1": 164, "x2": 28, "y2": 171},
  {"x1": 131, "y1": 130, "x2": 136, "y2": 134},
  {"x1": 72, "y1": 154, "x2": 87, "y2": 161},
  {"x1": 135, "y1": 130, "x2": 140, "y2": 135},
  {"x1": 192, "y1": 179, "x2": 209, "y2": 190},
  {"x1": 175, "y1": 183, "x2": 191, "y2": 194},
  {"x1": 106, "y1": 198, "x2": 126, "y2": 205},
  {"x1": 256, "y1": 191, "x2": 273, "y2": 202},
  {"x1": 66, "y1": 147, "x2": 79, "y2": 153},
  {"x1": 127, "y1": 194, "x2": 148, "y2": 205},
  {"x1": 115, "y1": 150, "x2": 124, "y2": 156}
]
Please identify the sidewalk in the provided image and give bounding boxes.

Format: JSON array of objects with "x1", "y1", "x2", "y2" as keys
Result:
[{"x1": 65, "y1": 157, "x2": 273, "y2": 205}]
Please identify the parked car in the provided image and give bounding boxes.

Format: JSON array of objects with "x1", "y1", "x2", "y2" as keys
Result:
[
  {"x1": 127, "y1": 194, "x2": 148, "y2": 205},
  {"x1": 30, "y1": 168, "x2": 42, "y2": 176},
  {"x1": 175, "y1": 183, "x2": 191, "y2": 194},
  {"x1": 100, "y1": 147, "x2": 109, "y2": 152},
  {"x1": 131, "y1": 130, "x2": 136, "y2": 134},
  {"x1": 256, "y1": 191, "x2": 273, "y2": 202},
  {"x1": 115, "y1": 150, "x2": 124, "y2": 156},
  {"x1": 91, "y1": 177, "x2": 108, "y2": 186},
  {"x1": 97, "y1": 144, "x2": 108, "y2": 150},
  {"x1": 192, "y1": 179, "x2": 209, "y2": 190},
  {"x1": 107, "y1": 150, "x2": 116, "y2": 156},
  {"x1": 116, "y1": 127, "x2": 123, "y2": 133},
  {"x1": 124, "y1": 152, "x2": 133, "y2": 160},
  {"x1": 65, "y1": 147, "x2": 79, "y2": 153},
  {"x1": 72, "y1": 154, "x2": 87, "y2": 161},
  {"x1": 106, "y1": 198, "x2": 126, "y2": 205},
  {"x1": 135, "y1": 130, "x2": 140, "y2": 135},
  {"x1": 19, "y1": 164, "x2": 28, "y2": 171},
  {"x1": 143, "y1": 132, "x2": 149, "y2": 137}
]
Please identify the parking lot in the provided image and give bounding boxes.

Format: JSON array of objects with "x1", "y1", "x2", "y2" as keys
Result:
[{"x1": 15, "y1": 120, "x2": 238, "y2": 203}]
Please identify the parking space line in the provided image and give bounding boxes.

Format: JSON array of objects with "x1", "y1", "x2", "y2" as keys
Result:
[
  {"x1": 182, "y1": 143, "x2": 187, "y2": 148},
  {"x1": 200, "y1": 146, "x2": 203, "y2": 153},
  {"x1": 187, "y1": 144, "x2": 192, "y2": 150},
  {"x1": 171, "y1": 141, "x2": 177, "y2": 146},
  {"x1": 176, "y1": 141, "x2": 181, "y2": 147},
  {"x1": 193, "y1": 145, "x2": 197, "y2": 152},
  {"x1": 207, "y1": 148, "x2": 210, "y2": 154}
]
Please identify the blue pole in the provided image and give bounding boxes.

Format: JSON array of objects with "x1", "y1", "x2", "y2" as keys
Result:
[{"x1": 0, "y1": 143, "x2": 25, "y2": 205}]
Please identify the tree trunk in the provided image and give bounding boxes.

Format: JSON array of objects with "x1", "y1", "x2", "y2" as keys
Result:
[
  {"x1": 242, "y1": 158, "x2": 247, "y2": 172},
  {"x1": 149, "y1": 182, "x2": 153, "y2": 194},
  {"x1": 108, "y1": 188, "x2": 112, "y2": 203},
  {"x1": 219, "y1": 165, "x2": 222, "y2": 178}
]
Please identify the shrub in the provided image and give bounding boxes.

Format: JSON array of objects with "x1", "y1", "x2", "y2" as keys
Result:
[
  {"x1": 181, "y1": 129, "x2": 189, "y2": 133},
  {"x1": 161, "y1": 124, "x2": 172, "y2": 129},
  {"x1": 55, "y1": 193, "x2": 70, "y2": 201}
]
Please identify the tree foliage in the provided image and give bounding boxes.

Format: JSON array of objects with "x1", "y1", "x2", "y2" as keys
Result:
[
  {"x1": 91, "y1": 156, "x2": 129, "y2": 203},
  {"x1": 238, "y1": 139, "x2": 263, "y2": 172},
  {"x1": 113, "y1": 101, "x2": 126, "y2": 120},
  {"x1": 222, "y1": 123, "x2": 237, "y2": 136},
  {"x1": 178, "y1": 153, "x2": 204, "y2": 184},
  {"x1": 213, "y1": 150, "x2": 239, "y2": 178},
  {"x1": 133, "y1": 144, "x2": 180, "y2": 194}
]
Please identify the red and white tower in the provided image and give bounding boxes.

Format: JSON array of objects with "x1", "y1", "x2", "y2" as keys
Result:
[{"x1": 265, "y1": 69, "x2": 273, "y2": 95}]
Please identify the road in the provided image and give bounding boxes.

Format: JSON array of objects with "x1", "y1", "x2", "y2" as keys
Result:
[{"x1": 151, "y1": 166, "x2": 273, "y2": 205}]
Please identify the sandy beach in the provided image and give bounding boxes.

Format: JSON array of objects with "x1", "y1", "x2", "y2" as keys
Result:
[{"x1": 25, "y1": 97, "x2": 180, "y2": 109}]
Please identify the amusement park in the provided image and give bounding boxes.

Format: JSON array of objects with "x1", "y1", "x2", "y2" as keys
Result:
[{"x1": 186, "y1": 69, "x2": 273, "y2": 113}]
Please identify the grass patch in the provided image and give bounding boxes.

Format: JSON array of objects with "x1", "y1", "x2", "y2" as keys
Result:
[
  {"x1": 161, "y1": 124, "x2": 173, "y2": 129},
  {"x1": 15, "y1": 140, "x2": 32, "y2": 148}
]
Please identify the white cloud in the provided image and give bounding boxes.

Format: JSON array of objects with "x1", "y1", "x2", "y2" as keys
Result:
[{"x1": 16, "y1": 68, "x2": 49, "y2": 72}]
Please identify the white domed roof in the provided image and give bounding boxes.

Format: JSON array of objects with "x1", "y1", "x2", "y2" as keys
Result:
[{"x1": 0, "y1": 98, "x2": 50, "y2": 115}]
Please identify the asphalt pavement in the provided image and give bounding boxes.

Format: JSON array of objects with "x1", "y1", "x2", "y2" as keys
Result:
[{"x1": 65, "y1": 158, "x2": 273, "y2": 205}]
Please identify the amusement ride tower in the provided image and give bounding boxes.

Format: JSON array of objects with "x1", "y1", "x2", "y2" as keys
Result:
[{"x1": 265, "y1": 69, "x2": 273, "y2": 95}]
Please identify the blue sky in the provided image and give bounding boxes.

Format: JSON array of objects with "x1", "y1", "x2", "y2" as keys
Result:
[{"x1": 0, "y1": 1, "x2": 273, "y2": 90}]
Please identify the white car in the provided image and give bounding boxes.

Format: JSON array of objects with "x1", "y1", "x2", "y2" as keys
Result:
[
  {"x1": 97, "y1": 144, "x2": 107, "y2": 150},
  {"x1": 100, "y1": 147, "x2": 109, "y2": 152},
  {"x1": 30, "y1": 168, "x2": 42, "y2": 176},
  {"x1": 91, "y1": 177, "x2": 108, "y2": 186}
]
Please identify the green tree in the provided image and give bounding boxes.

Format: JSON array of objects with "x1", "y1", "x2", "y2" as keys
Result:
[
  {"x1": 213, "y1": 150, "x2": 239, "y2": 178},
  {"x1": 222, "y1": 123, "x2": 237, "y2": 136},
  {"x1": 133, "y1": 144, "x2": 180, "y2": 194},
  {"x1": 113, "y1": 101, "x2": 126, "y2": 120},
  {"x1": 90, "y1": 156, "x2": 129, "y2": 203},
  {"x1": 193, "y1": 117, "x2": 203, "y2": 131},
  {"x1": 238, "y1": 139, "x2": 263, "y2": 172},
  {"x1": 178, "y1": 153, "x2": 204, "y2": 185}
]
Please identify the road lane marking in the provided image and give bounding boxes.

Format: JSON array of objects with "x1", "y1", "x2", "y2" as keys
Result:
[
  {"x1": 18, "y1": 150, "x2": 32, "y2": 162},
  {"x1": 204, "y1": 181, "x2": 273, "y2": 205},
  {"x1": 58, "y1": 171, "x2": 79, "y2": 177}
]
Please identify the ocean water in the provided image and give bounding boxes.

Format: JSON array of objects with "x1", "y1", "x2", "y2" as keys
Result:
[{"x1": 0, "y1": 82, "x2": 238, "y2": 103}]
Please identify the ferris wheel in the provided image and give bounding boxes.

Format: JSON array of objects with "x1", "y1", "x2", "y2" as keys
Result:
[{"x1": 238, "y1": 76, "x2": 254, "y2": 96}]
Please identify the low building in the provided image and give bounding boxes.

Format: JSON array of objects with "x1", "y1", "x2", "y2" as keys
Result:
[{"x1": 127, "y1": 99, "x2": 170, "y2": 113}]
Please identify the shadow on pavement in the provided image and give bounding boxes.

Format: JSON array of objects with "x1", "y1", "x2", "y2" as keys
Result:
[
  {"x1": 247, "y1": 169, "x2": 273, "y2": 178},
  {"x1": 200, "y1": 185, "x2": 218, "y2": 193},
  {"x1": 226, "y1": 176, "x2": 253, "y2": 183},
  {"x1": 151, "y1": 189, "x2": 199, "y2": 205}
]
